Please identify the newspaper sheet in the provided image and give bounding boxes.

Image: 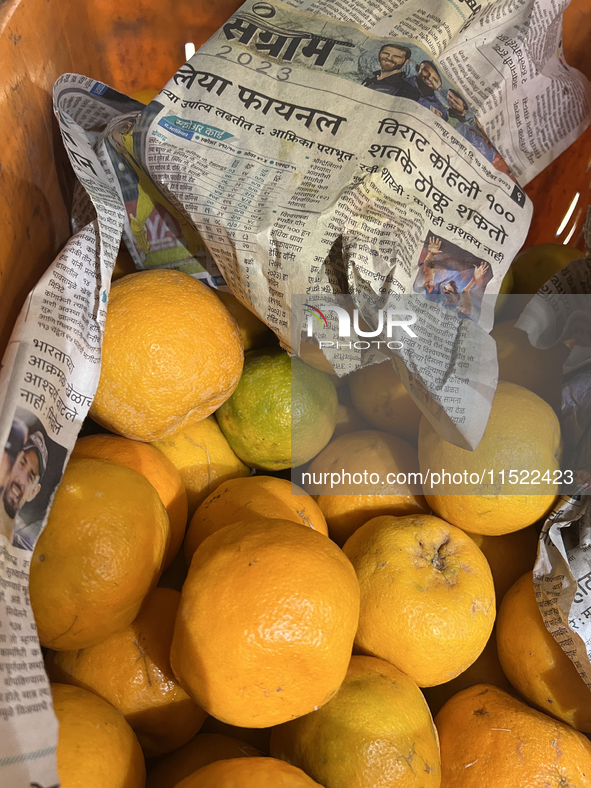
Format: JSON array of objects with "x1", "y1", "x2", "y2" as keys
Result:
[
  {"x1": 516, "y1": 213, "x2": 591, "y2": 690},
  {"x1": 0, "y1": 0, "x2": 590, "y2": 783}
]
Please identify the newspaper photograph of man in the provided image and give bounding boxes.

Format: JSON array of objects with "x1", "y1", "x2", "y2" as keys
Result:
[
  {"x1": 410, "y1": 61, "x2": 449, "y2": 120},
  {"x1": 357, "y1": 39, "x2": 519, "y2": 181},
  {"x1": 0, "y1": 417, "x2": 27, "y2": 500},
  {"x1": 413, "y1": 234, "x2": 493, "y2": 322},
  {"x1": 361, "y1": 44, "x2": 420, "y2": 100},
  {"x1": 446, "y1": 89, "x2": 473, "y2": 128},
  {"x1": 0, "y1": 408, "x2": 67, "y2": 551}
]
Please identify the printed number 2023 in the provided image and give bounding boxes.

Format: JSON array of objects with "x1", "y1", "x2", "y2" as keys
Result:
[{"x1": 215, "y1": 46, "x2": 292, "y2": 81}]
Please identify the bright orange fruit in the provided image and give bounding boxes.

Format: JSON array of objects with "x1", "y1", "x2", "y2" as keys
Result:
[
  {"x1": 343, "y1": 514, "x2": 495, "y2": 687},
  {"x1": 170, "y1": 518, "x2": 360, "y2": 728},
  {"x1": 435, "y1": 684, "x2": 591, "y2": 787},
  {"x1": 90, "y1": 270, "x2": 244, "y2": 441}
]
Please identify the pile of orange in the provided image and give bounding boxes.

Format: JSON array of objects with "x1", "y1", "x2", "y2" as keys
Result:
[{"x1": 31, "y1": 257, "x2": 591, "y2": 788}]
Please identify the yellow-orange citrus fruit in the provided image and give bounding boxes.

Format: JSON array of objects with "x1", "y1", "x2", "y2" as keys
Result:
[
  {"x1": 146, "y1": 733, "x2": 259, "y2": 788},
  {"x1": 47, "y1": 588, "x2": 206, "y2": 757},
  {"x1": 316, "y1": 492, "x2": 429, "y2": 548},
  {"x1": 491, "y1": 319, "x2": 569, "y2": 413},
  {"x1": 343, "y1": 514, "x2": 495, "y2": 687},
  {"x1": 184, "y1": 475, "x2": 328, "y2": 563},
  {"x1": 90, "y1": 270, "x2": 244, "y2": 441},
  {"x1": 465, "y1": 526, "x2": 539, "y2": 603},
  {"x1": 170, "y1": 518, "x2": 360, "y2": 727},
  {"x1": 151, "y1": 415, "x2": 250, "y2": 518},
  {"x1": 422, "y1": 627, "x2": 511, "y2": 716},
  {"x1": 497, "y1": 571, "x2": 591, "y2": 732},
  {"x1": 348, "y1": 362, "x2": 422, "y2": 444},
  {"x1": 30, "y1": 458, "x2": 168, "y2": 650},
  {"x1": 216, "y1": 290, "x2": 274, "y2": 351},
  {"x1": 419, "y1": 381, "x2": 561, "y2": 534},
  {"x1": 216, "y1": 348, "x2": 338, "y2": 470},
  {"x1": 271, "y1": 655, "x2": 441, "y2": 788},
  {"x1": 511, "y1": 243, "x2": 582, "y2": 294},
  {"x1": 306, "y1": 430, "x2": 427, "y2": 545},
  {"x1": 72, "y1": 433, "x2": 188, "y2": 567},
  {"x1": 175, "y1": 757, "x2": 323, "y2": 788},
  {"x1": 131, "y1": 89, "x2": 159, "y2": 104},
  {"x1": 52, "y1": 683, "x2": 145, "y2": 788},
  {"x1": 435, "y1": 684, "x2": 591, "y2": 787}
]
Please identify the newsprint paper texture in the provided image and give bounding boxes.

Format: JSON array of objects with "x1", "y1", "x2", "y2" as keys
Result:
[{"x1": 0, "y1": 0, "x2": 590, "y2": 783}]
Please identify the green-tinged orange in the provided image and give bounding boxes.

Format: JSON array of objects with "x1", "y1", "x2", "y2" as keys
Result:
[
  {"x1": 511, "y1": 243, "x2": 582, "y2": 294},
  {"x1": 216, "y1": 347, "x2": 338, "y2": 470},
  {"x1": 271, "y1": 655, "x2": 441, "y2": 788}
]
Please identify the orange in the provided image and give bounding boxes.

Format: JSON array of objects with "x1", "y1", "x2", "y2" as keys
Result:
[
  {"x1": 491, "y1": 319, "x2": 569, "y2": 413},
  {"x1": 90, "y1": 270, "x2": 244, "y2": 441},
  {"x1": 30, "y1": 458, "x2": 168, "y2": 650},
  {"x1": 342, "y1": 514, "x2": 495, "y2": 687},
  {"x1": 465, "y1": 525, "x2": 539, "y2": 603},
  {"x1": 146, "y1": 733, "x2": 260, "y2": 788},
  {"x1": 419, "y1": 381, "x2": 561, "y2": 535},
  {"x1": 175, "y1": 757, "x2": 323, "y2": 787},
  {"x1": 184, "y1": 475, "x2": 328, "y2": 563},
  {"x1": 435, "y1": 684, "x2": 591, "y2": 787},
  {"x1": 131, "y1": 89, "x2": 160, "y2": 104},
  {"x1": 47, "y1": 588, "x2": 206, "y2": 757},
  {"x1": 216, "y1": 290, "x2": 274, "y2": 351},
  {"x1": 497, "y1": 571, "x2": 591, "y2": 732},
  {"x1": 306, "y1": 430, "x2": 427, "y2": 545},
  {"x1": 170, "y1": 518, "x2": 360, "y2": 727},
  {"x1": 511, "y1": 243, "x2": 582, "y2": 294},
  {"x1": 151, "y1": 415, "x2": 250, "y2": 518},
  {"x1": 215, "y1": 347, "x2": 338, "y2": 470},
  {"x1": 72, "y1": 433, "x2": 188, "y2": 567},
  {"x1": 422, "y1": 627, "x2": 511, "y2": 716},
  {"x1": 316, "y1": 492, "x2": 429, "y2": 548},
  {"x1": 52, "y1": 683, "x2": 145, "y2": 788},
  {"x1": 348, "y1": 362, "x2": 422, "y2": 444},
  {"x1": 270, "y1": 655, "x2": 441, "y2": 788}
]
